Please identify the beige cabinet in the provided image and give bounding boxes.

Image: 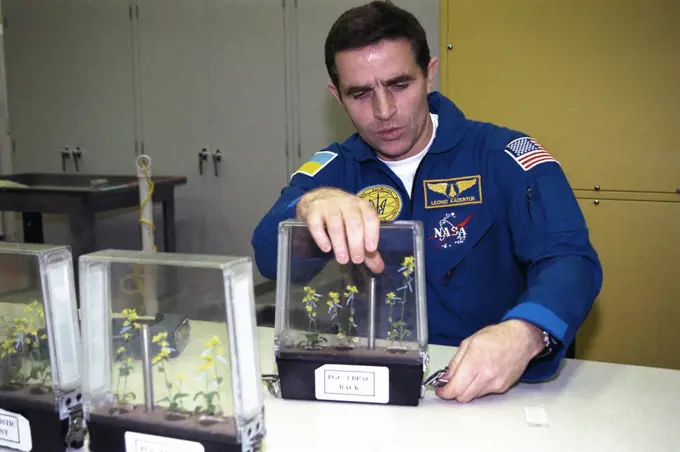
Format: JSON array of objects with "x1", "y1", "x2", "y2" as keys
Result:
[
  {"x1": 575, "y1": 196, "x2": 680, "y2": 370},
  {"x1": 440, "y1": 0, "x2": 680, "y2": 369},
  {"x1": 440, "y1": 0, "x2": 680, "y2": 194}
]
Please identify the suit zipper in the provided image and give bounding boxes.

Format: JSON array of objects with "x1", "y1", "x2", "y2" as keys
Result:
[
  {"x1": 526, "y1": 186, "x2": 533, "y2": 222},
  {"x1": 409, "y1": 158, "x2": 425, "y2": 216},
  {"x1": 442, "y1": 224, "x2": 494, "y2": 286}
]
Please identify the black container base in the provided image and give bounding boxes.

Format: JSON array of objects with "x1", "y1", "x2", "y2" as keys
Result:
[
  {"x1": 87, "y1": 405, "x2": 255, "y2": 452},
  {"x1": 0, "y1": 387, "x2": 74, "y2": 452},
  {"x1": 276, "y1": 349, "x2": 425, "y2": 406}
]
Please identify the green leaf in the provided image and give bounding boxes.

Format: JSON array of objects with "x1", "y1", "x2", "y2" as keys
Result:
[
  {"x1": 216, "y1": 377, "x2": 223, "y2": 384},
  {"x1": 166, "y1": 382, "x2": 173, "y2": 390},
  {"x1": 193, "y1": 391, "x2": 205, "y2": 401},
  {"x1": 125, "y1": 392, "x2": 136, "y2": 400},
  {"x1": 174, "y1": 393, "x2": 189, "y2": 401},
  {"x1": 157, "y1": 397, "x2": 170, "y2": 403}
]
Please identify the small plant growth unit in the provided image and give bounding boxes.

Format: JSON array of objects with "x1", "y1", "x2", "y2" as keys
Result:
[
  {"x1": 79, "y1": 250, "x2": 265, "y2": 452},
  {"x1": 0, "y1": 243, "x2": 86, "y2": 451},
  {"x1": 273, "y1": 220, "x2": 429, "y2": 407}
]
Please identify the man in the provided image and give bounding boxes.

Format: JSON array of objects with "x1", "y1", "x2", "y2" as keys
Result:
[{"x1": 252, "y1": 1, "x2": 602, "y2": 403}]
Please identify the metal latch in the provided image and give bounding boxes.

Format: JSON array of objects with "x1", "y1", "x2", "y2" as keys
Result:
[
  {"x1": 421, "y1": 367, "x2": 449, "y2": 397},
  {"x1": 64, "y1": 403, "x2": 86, "y2": 449},
  {"x1": 262, "y1": 374, "x2": 281, "y2": 398}
]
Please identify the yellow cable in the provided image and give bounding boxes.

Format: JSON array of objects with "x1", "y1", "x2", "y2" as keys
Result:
[{"x1": 120, "y1": 160, "x2": 156, "y2": 298}]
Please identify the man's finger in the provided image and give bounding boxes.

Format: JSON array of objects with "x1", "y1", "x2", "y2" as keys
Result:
[
  {"x1": 455, "y1": 373, "x2": 486, "y2": 404},
  {"x1": 306, "y1": 209, "x2": 332, "y2": 253},
  {"x1": 437, "y1": 345, "x2": 473, "y2": 400},
  {"x1": 359, "y1": 200, "x2": 380, "y2": 252},
  {"x1": 445, "y1": 340, "x2": 470, "y2": 378},
  {"x1": 324, "y1": 208, "x2": 349, "y2": 264},
  {"x1": 343, "y1": 203, "x2": 366, "y2": 265},
  {"x1": 364, "y1": 250, "x2": 385, "y2": 274}
]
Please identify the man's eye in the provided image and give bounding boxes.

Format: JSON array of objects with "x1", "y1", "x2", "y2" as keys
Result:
[
  {"x1": 393, "y1": 83, "x2": 409, "y2": 90},
  {"x1": 352, "y1": 92, "x2": 368, "y2": 99}
]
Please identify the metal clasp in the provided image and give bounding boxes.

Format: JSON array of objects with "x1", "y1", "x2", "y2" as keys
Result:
[
  {"x1": 262, "y1": 374, "x2": 281, "y2": 398},
  {"x1": 421, "y1": 366, "x2": 449, "y2": 397},
  {"x1": 64, "y1": 402, "x2": 86, "y2": 449}
]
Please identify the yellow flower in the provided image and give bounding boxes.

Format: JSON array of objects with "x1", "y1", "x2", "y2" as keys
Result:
[
  {"x1": 116, "y1": 346, "x2": 126, "y2": 355},
  {"x1": 205, "y1": 336, "x2": 221, "y2": 348},
  {"x1": 401, "y1": 256, "x2": 415, "y2": 277},
  {"x1": 176, "y1": 374, "x2": 184, "y2": 381},
  {"x1": 152, "y1": 332, "x2": 168, "y2": 343}
]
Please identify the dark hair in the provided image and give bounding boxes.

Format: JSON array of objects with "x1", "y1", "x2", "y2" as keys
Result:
[{"x1": 324, "y1": 1, "x2": 431, "y2": 90}]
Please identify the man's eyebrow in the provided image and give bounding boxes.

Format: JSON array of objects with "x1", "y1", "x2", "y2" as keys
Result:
[
  {"x1": 382, "y1": 74, "x2": 416, "y2": 85},
  {"x1": 344, "y1": 74, "x2": 416, "y2": 96}
]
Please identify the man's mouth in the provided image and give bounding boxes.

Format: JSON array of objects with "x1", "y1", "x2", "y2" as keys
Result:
[{"x1": 377, "y1": 126, "x2": 403, "y2": 140}]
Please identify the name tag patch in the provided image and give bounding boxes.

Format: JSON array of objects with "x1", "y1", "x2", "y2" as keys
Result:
[{"x1": 423, "y1": 175, "x2": 482, "y2": 209}]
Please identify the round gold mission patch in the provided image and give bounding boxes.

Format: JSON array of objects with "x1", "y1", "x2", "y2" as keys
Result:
[{"x1": 357, "y1": 184, "x2": 402, "y2": 221}]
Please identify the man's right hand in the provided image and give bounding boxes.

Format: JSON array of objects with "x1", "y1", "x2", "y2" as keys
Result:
[{"x1": 296, "y1": 187, "x2": 384, "y2": 273}]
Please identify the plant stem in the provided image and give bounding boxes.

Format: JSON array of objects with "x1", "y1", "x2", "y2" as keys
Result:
[{"x1": 212, "y1": 349, "x2": 221, "y2": 412}]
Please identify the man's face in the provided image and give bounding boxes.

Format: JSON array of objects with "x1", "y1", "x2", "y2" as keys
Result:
[{"x1": 329, "y1": 38, "x2": 438, "y2": 161}]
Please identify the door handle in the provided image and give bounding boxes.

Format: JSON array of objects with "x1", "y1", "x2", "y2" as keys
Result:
[
  {"x1": 61, "y1": 148, "x2": 71, "y2": 172},
  {"x1": 198, "y1": 148, "x2": 208, "y2": 175},
  {"x1": 72, "y1": 147, "x2": 82, "y2": 172},
  {"x1": 213, "y1": 149, "x2": 222, "y2": 177}
]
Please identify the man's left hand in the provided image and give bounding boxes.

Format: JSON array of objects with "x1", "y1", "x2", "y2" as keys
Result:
[{"x1": 435, "y1": 319, "x2": 545, "y2": 403}]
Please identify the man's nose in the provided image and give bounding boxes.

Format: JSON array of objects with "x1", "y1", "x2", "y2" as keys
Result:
[{"x1": 372, "y1": 89, "x2": 396, "y2": 121}]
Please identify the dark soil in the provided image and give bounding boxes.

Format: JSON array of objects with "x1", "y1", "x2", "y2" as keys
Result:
[
  {"x1": 279, "y1": 343, "x2": 420, "y2": 365},
  {"x1": 0, "y1": 383, "x2": 56, "y2": 410},
  {"x1": 91, "y1": 403, "x2": 237, "y2": 441}
]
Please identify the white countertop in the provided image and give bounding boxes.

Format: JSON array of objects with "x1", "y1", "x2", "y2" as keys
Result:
[
  {"x1": 63, "y1": 323, "x2": 680, "y2": 452},
  {"x1": 255, "y1": 327, "x2": 680, "y2": 452}
]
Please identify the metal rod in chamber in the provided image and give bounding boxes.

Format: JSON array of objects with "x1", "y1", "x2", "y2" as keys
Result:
[
  {"x1": 368, "y1": 277, "x2": 376, "y2": 350},
  {"x1": 141, "y1": 324, "x2": 155, "y2": 411}
]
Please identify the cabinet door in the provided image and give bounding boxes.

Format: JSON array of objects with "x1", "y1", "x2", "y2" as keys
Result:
[
  {"x1": 205, "y1": 0, "x2": 288, "y2": 282},
  {"x1": 442, "y1": 0, "x2": 680, "y2": 194},
  {"x1": 136, "y1": 0, "x2": 212, "y2": 254},
  {"x1": 295, "y1": 0, "x2": 441, "y2": 166},
  {"x1": 3, "y1": 0, "x2": 72, "y2": 174},
  {"x1": 63, "y1": 0, "x2": 137, "y2": 175},
  {"x1": 576, "y1": 198, "x2": 680, "y2": 370}
]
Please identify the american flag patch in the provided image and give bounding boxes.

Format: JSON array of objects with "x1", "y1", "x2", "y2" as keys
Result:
[{"x1": 504, "y1": 137, "x2": 558, "y2": 171}]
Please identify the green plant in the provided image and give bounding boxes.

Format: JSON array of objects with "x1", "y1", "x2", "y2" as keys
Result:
[
  {"x1": 386, "y1": 256, "x2": 415, "y2": 347},
  {"x1": 114, "y1": 308, "x2": 141, "y2": 405},
  {"x1": 297, "y1": 286, "x2": 326, "y2": 349},
  {"x1": 152, "y1": 331, "x2": 188, "y2": 412},
  {"x1": 0, "y1": 300, "x2": 51, "y2": 388},
  {"x1": 193, "y1": 336, "x2": 227, "y2": 416}
]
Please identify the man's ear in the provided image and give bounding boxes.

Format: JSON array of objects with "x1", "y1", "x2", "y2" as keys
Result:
[
  {"x1": 328, "y1": 81, "x2": 343, "y2": 105},
  {"x1": 426, "y1": 57, "x2": 439, "y2": 92}
]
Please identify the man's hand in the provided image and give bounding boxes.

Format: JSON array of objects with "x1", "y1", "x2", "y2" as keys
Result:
[
  {"x1": 296, "y1": 187, "x2": 384, "y2": 273},
  {"x1": 435, "y1": 319, "x2": 545, "y2": 403}
]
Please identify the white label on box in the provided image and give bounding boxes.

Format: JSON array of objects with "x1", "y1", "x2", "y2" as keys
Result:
[
  {"x1": 0, "y1": 409, "x2": 32, "y2": 451},
  {"x1": 314, "y1": 364, "x2": 389, "y2": 404},
  {"x1": 124, "y1": 431, "x2": 205, "y2": 452}
]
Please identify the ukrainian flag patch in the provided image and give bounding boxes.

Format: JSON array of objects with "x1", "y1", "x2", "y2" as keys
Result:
[{"x1": 292, "y1": 151, "x2": 338, "y2": 178}]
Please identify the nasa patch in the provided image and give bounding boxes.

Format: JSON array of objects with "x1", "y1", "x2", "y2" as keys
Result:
[{"x1": 427, "y1": 211, "x2": 473, "y2": 250}]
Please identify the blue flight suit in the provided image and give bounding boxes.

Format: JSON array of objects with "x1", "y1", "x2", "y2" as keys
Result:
[{"x1": 251, "y1": 91, "x2": 602, "y2": 382}]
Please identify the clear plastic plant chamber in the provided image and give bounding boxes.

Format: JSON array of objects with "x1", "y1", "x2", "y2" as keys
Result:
[
  {"x1": 0, "y1": 242, "x2": 84, "y2": 451},
  {"x1": 273, "y1": 220, "x2": 429, "y2": 406},
  {"x1": 79, "y1": 249, "x2": 264, "y2": 452}
]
